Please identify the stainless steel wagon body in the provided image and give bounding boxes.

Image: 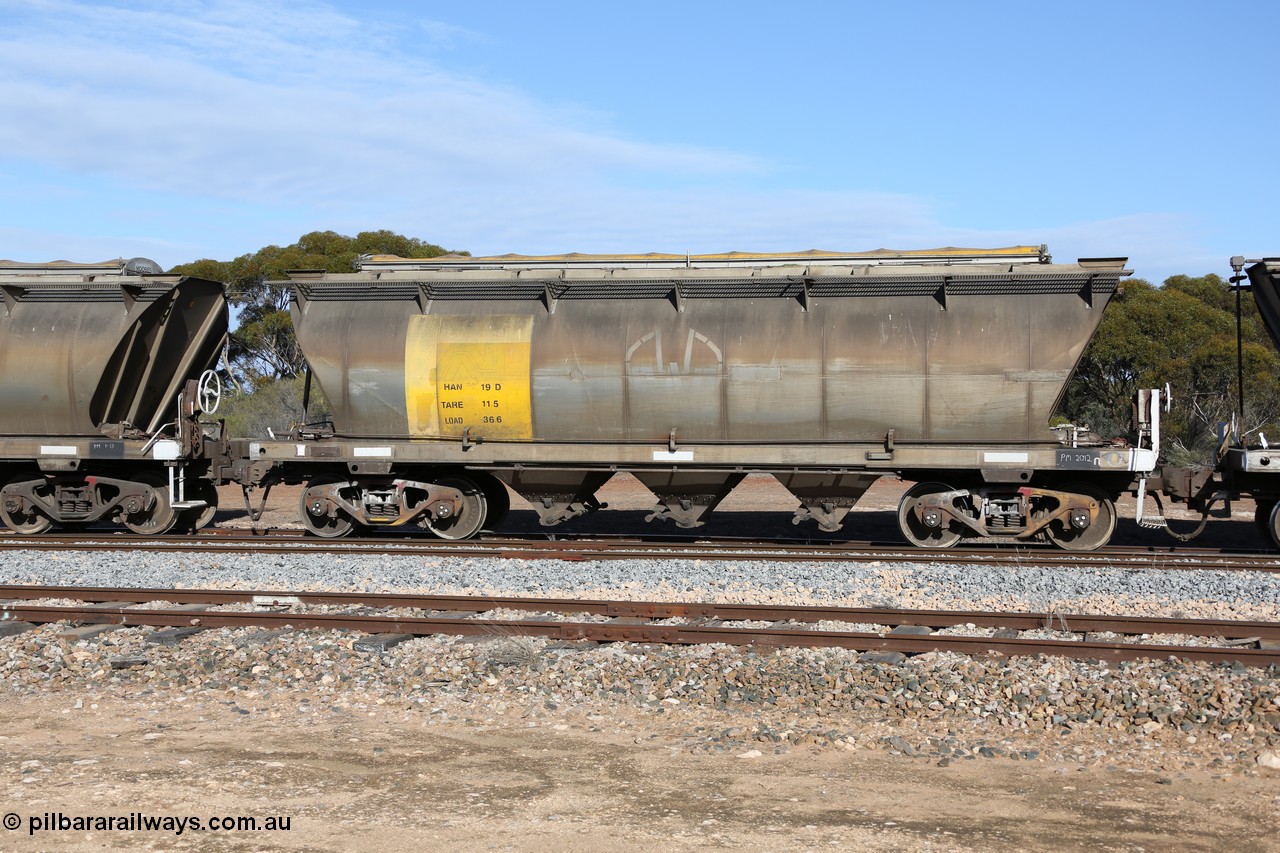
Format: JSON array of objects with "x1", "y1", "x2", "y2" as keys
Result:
[
  {"x1": 243, "y1": 246, "x2": 1149, "y2": 549},
  {"x1": 0, "y1": 258, "x2": 228, "y2": 533}
]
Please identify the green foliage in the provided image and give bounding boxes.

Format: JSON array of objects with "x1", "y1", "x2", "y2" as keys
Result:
[
  {"x1": 171, "y1": 230, "x2": 462, "y2": 385},
  {"x1": 1060, "y1": 274, "x2": 1280, "y2": 464},
  {"x1": 216, "y1": 374, "x2": 332, "y2": 440}
]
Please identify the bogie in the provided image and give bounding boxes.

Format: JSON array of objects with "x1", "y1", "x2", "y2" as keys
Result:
[
  {"x1": 295, "y1": 472, "x2": 490, "y2": 539},
  {"x1": 0, "y1": 470, "x2": 193, "y2": 536}
]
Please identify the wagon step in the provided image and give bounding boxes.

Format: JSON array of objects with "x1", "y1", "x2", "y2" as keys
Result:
[{"x1": 1133, "y1": 478, "x2": 1167, "y2": 530}]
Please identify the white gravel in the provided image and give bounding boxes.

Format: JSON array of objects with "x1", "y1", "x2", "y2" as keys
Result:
[{"x1": 8, "y1": 550, "x2": 1280, "y2": 622}]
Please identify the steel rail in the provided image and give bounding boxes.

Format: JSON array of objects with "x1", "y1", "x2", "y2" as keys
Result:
[
  {"x1": 0, "y1": 531, "x2": 1279, "y2": 571},
  {"x1": 2, "y1": 585, "x2": 1278, "y2": 666},
  {"x1": 3, "y1": 583, "x2": 1280, "y2": 637}
]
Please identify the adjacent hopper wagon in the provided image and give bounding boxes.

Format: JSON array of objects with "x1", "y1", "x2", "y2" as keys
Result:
[
  {"x1": 1206, "y1": 258, "x2": 1280, "y2": 545},
  {"x1": 0, "y1": 258, "x2": 228, "y2": 533},
  {"x1": 239, "y1": 246, "x2": 1157, "y2": 549}
]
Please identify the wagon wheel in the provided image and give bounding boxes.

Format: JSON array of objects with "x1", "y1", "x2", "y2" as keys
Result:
[
  {"x1": 896, "y1": 482, "x2": 963, "y2": 549},
  {"x1": 1043, "y1": 483, "x2": 1116, "y2": 552},
  {"x1": 1266, "y1": 503, "x2": 1280, "y2": 551},
  {"x1": 122, "y1": 472, "x2": 178, "y2": 535},
  {"x1": 299, "y1": 478, "x2": 356, "y2": 538},
  {"x1": 420, "y1": 475, "x2": 488, "y2": 540},
  {"x1": 475, "y1": 473, "x2": 511, "y2": 532},
  {"x1": 0, "y1": 476, "x2": 53, "y2": 535},
  {"x1": 177, "y1": 478, "x2": 219, "y2": 531},
  {"x1": 1254, "y1": 500, "x2": 1277, "y2": 544}
]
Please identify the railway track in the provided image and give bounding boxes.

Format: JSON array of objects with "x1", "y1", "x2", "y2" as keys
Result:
[
  {"x1": 2, "y1": 584, "x2": 1278, "y2": 667},
  {"x1": 2, "y1": 527, "x2": 1279, "y2": 572}
]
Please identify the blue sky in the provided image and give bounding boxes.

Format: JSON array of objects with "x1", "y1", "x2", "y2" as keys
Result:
[{"x1": 0, "y1": 0, "x2": 1275, "y2": 282}]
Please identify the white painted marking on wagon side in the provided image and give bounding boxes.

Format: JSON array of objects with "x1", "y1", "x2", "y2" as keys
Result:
[
  {"x1": 983, "y1": 452, "x2": 1029, "y2": 463},
  {"x1": 653, "y1": 451, "x2": 694, "y2": 461},
  {"x1": 151, "y1": 440, "x2": 181, "y2": 460},
  {"x1": 296, "y1": 444, "x2": 306, "y2": 457},
  {"x1": 353, "y1": 446, "x2": 393, "y2": 457},
  {"x1": 1130, "y1": 449, "x2": 1158, "y2": 473},
  {"x1": 39, "y1": 445, "x2": 77, "y2": 455}
]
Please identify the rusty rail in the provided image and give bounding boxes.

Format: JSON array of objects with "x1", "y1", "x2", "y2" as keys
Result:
[
  {"x1": 2, "y1": 585, "x2": 1278, "y2": 667},
  {"x1": 0, "y1": 531, "x2": 1279, "y2": 572}
]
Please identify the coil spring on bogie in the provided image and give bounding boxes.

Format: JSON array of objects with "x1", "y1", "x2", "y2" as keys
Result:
[
  {"x1": 984, "y1": 499, "x2": 1023, "y2": 530},
  {"x1": 364, "y1": 502, "x2": 399, "y2": 519}
]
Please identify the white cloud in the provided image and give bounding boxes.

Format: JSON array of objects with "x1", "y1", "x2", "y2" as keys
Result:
[
  {"x1": 416, "y1": 17, "x2": 487, "y2": 49},
  {"x1": 0, "y1": 0, "x2": 760, "y2": 209},
  {"x1": 397, "y1": 188, "x2": 940, "y2": 255}
]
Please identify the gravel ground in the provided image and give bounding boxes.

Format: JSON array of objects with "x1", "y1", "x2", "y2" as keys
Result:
[
  {"x1": 10, "y1": 548, "x2": 1280, "y2": 623},
  {"x1": 4, "y1": 614, "x2": 1280, "y2": 766},
  {"x1": 4, "y1": 546, "x2": 1280, "y2": 765}
]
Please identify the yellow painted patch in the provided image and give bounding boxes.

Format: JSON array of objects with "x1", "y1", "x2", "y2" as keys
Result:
[{"x1": 405, "y1": 314, "x2": 534, "y2": 439}]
